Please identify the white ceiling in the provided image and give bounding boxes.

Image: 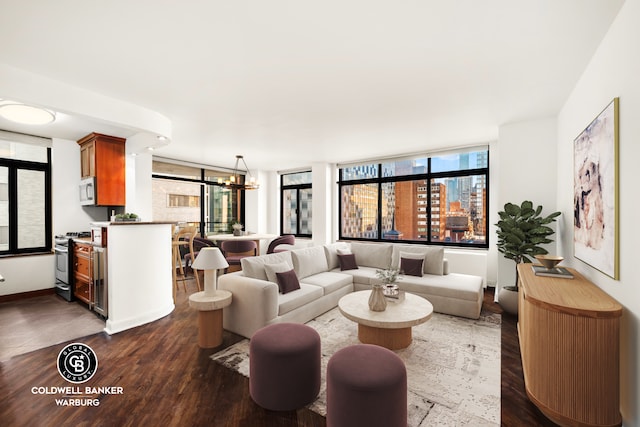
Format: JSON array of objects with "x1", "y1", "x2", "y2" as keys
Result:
[{"x1": 0, "y1": 0, "x2": 625, "y2": 171}]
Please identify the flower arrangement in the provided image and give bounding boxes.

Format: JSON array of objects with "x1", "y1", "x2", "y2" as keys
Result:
[
  {"x1": 232, "y1": 222, "x2": 244, "y2": 235},
  {"x1": 375, "y1": 266, "x2": 402, "y2": 285}
]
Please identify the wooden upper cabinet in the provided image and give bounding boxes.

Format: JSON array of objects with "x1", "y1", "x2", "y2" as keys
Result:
[{"x1": 78, "y1": 133, "x2": 126, "y2": 206}]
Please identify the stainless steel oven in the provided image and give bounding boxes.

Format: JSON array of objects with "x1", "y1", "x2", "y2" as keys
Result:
[{"x1": 54, "y1": 240, "x2": 72, "y2": 301}]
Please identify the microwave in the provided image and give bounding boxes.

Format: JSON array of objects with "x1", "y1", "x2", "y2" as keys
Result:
[{"x1": 79, "y1": 177, "x2": 96, "y2": 205}]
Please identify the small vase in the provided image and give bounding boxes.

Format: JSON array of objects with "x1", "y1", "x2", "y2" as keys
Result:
[
  {"x1": 368, "y1": 284, "x2": 387, "y2": 311},
  {"x1": 233, "y1": 229, "x2": 242, "y2": 236}
]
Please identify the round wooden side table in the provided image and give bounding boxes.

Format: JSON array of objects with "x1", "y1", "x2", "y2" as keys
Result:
[{"x1": 188, "y1": 290, "x2": 232, "y2": 348}]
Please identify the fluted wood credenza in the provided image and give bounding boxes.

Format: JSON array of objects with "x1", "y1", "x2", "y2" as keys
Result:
[{"x1": 517, "y1": 264, "x2": 622, "y2": 427}]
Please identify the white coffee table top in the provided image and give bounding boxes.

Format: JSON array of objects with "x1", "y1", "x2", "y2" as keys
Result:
[{"x1": 338, "y1": 290, "x2": 433, "y2": 329}]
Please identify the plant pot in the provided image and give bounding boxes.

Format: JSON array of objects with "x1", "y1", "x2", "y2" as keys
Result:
[
  {"x1": 233, "y1": 229, "x2": 242, "y2": 236},
  {"x1": 498, "y1": 286, "x2": 519, "y2": 315}
]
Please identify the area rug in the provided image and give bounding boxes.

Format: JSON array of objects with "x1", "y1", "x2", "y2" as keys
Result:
[{"x1": 212, "y1": 308, "x2": 501, "y2": 426}]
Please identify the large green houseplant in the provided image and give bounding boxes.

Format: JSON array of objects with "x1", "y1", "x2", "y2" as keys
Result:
[{"x1": 495, "y1": 201, "x2": 561, "y2": 314}]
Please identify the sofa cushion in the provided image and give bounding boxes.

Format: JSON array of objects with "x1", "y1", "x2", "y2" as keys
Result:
[
  {"x1": 400, "y1": 273, "x2": 482, "y2": 302},
  {"x1": 338, "y1": 253, "x2": 359, "y2": 271},
  {"x1": 391, "y1": 245, "x2": 444, "y2": 275},
  {"x1": 241, "y1": 251, "x2": 293, "y2": 281},
  {"x1": 332, "y1": 266, "x2": 380, "y2": 285},
  {"x1": 400, "y1": 257, "x2": 423, "y2": 277},
  {"x1": 323, "y1": 242, "x2": 351, "y2": 270},
  {"x1": 350, "y1": 242, "x2": 393, "y2": 269},
  {"x1": 292, "y1": 246, "x2": 329, "y2": 279},
  {"x1": 264, "y1": 261, "x2": 294, "y2": 284},
  {"x1": 276, "y1": 269, "x2": 301, "y2": 294},
  {"x1": 301, "y1": 271, "x2": 353, "y2": 295},
  {"x1": 278, "y1": 284, "x2": 324, "y2": 315}
]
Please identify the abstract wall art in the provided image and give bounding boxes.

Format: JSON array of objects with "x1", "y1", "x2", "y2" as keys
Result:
[{"x1": 573, "y1": 98, "x2": 619, "y2": 279}]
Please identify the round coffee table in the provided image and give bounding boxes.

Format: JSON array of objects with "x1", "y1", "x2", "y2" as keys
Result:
[{"x1": 338, "y1": 291, "x2": 433, "y2": 350}]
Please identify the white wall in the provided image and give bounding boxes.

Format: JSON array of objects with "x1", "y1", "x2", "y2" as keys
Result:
[
  {"x1": 494, "y1": 117, "x2": 559, "y2": 291},
  {"x1": 0, "y1": 138, "x2": 101, "y2": 295},
  {"x1": 557, "y1": 0, "x2": 639, "y2": 423}
]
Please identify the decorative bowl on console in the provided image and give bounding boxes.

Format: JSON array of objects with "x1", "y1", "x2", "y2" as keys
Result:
[{"x1": 535, "y1": 255, "x2": 564, "y2": 270}]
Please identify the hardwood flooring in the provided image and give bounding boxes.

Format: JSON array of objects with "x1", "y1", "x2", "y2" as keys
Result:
[{"x1": 1, "y1": 282, "x2": 557, "y2": 426}]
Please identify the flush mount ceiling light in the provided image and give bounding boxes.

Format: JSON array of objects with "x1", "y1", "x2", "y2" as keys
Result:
[
  {"x1": 0, "y1": 103, "x2": 56, "y2": 125},
  {"x1": 218, "y1": 155, "x2": 259, "y2": 190}
]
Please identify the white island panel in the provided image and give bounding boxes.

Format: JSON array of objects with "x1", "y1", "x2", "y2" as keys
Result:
[{"x1": 105, "y1": 222, "x2": 174, "y2": 334}]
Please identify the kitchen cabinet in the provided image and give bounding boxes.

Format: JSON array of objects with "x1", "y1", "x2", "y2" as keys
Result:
[
  {"x1": 517, "y1": 264, "x2": 622, "y2": 427},
  {"x1": 73, "y1": 242, "x2": 93, "y2": 306},
  {"x1": 77, "y1": 132, "x2": 126, "y2": 206}
]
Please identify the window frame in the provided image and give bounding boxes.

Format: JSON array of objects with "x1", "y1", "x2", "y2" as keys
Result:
[
  {"x1": 152, "y1": 162, "x2": 245, "y2": 236},
  {"x1": 280, "y1": 172, "x2": 312, "y2": 238},
  {"x1": 0, "y1": 150, "x2": 53, "y2": 256},
  {"x1": 338, "y1": 150, "x2": 489, "y2": 249}
]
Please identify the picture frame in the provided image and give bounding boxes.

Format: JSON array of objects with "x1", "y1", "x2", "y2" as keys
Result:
[{"x1": 573, "y1": 98, "x2": 619, "y2": 279}]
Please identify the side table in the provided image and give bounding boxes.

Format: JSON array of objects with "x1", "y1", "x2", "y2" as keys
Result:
[{"x1": 188, "y1": 290, "x2": 232, "y2": 348}]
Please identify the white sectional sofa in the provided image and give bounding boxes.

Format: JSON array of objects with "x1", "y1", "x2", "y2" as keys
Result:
[{"x1": 218, "y1": 241, "x2": 484, "y2": 339}]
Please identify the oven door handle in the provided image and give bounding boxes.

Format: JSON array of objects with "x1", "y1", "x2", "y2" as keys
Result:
[{"x1": 55, "y1": 246, "x2": 69, "y2": 254}]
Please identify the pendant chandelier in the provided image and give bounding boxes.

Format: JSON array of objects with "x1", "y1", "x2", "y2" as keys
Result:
[{"x1": 218, "y1": 155, "x2": 259, "y2": 190}]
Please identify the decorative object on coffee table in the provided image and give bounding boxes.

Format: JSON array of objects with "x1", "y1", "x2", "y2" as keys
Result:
[
  {"x1": 370, "y1": 266, "x2": 402, "y2": 311},
  {"x1": 368, "y1": 283, "x2": 387, "y2": 311}
]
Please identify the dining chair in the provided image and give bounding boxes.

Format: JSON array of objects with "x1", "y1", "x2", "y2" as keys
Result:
[
  {"x1": 220, "y1": 240, "x2": 257, "y2": 273},
  {"x1": 184, "y1": 237, "x2": 216, "y2": 288},
  {"x1": 172, "y1": 225, "x2": 199, "y2": 295},
  {"x1": 266, "y1": 234, "x2": 296, "y2": 254}
]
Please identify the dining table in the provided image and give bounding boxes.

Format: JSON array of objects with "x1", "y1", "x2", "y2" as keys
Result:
[{"x1": 207, "y1": 233, "x2": 278, "y2": 255}]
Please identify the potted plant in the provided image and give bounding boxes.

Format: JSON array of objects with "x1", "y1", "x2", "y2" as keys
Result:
[{"x1": 495, "y1": 201, "x2": 561, "y2": 314}]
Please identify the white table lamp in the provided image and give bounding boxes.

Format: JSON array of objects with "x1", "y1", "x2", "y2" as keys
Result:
[{"x1": 191, "y1": 247, "x2": 229, "y2": 297}]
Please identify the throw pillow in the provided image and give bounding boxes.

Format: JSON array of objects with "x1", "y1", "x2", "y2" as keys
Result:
[
  {"x1": 400, "y1": 257, "x2": 424, "y2": 277},
  {"x1": 336, "y1": 248, "x2": 352, "y2": 255},
  {"x1": 338, "y1": 253, "x2": 359, "y2": 271},
  {"x1": 264, "y1": 261, "x2": 293, "y2": 284},
  {"x1": 276, "y1": 269, "x2": 301, "y2": 294}
]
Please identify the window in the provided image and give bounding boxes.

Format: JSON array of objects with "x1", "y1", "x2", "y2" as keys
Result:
[
  {"x1": 281, "y1": 171, "x2": 312, "y2": 237},
  {"x1": 0, "y1": 134, "x2": 52, "y2": 255},
  {"x1": 152, "y1": 159, "x2": 244, "y2": 235},
  {"x1": 338, "y1": 148, "x2": 488, "y2": 248}
]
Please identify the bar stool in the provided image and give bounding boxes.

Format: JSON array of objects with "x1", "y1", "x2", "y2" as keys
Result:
[{"x1": 172, "y1": 225, "x2": 198, "y2": 299}]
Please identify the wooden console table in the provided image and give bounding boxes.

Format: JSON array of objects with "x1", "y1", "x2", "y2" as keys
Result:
[{"x1": 517, "y1": 264, "x2": 622, "y2": 427}]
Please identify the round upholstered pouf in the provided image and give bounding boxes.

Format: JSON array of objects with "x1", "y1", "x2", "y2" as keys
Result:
[
  {"x1": 326, "y1": 344, "x2": 407, "y2": 427},
  {"x1": 249, "y1": 323, "x2": 321, "y2": 411}
]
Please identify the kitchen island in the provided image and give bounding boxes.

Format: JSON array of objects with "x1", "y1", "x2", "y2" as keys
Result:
[{"x1": 92, "y1": 221, "x2": 174, "y2": 335}]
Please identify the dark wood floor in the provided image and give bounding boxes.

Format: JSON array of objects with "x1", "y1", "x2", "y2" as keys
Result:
[{"x1": 1, "y1": 282, "x2": 557, "y2": 426}]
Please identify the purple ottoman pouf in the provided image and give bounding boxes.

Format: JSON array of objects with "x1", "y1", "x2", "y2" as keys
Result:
[
  {"x1": 327, "y1": 344, "x2": 407, "y2": 427},
  {"x1": 249, "y1": 323, "x2": 321, "y2": 411}
]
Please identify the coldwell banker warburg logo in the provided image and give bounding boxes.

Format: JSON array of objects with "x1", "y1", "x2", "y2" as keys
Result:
[
  {"x1": 57, "y1": 342, "x2": 98, "y2": 383},
  {"x1": 30, "y1": 342, "x2": 124, "y2": 407}
]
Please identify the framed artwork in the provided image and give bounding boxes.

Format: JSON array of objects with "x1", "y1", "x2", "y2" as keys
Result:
[{"x1": 573, "y1": 98, "x2": 619, "y2": 279}]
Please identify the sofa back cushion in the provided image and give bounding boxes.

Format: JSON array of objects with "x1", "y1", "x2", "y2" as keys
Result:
[
  {"x1": 323, "y1": 242, "x2": 351, "y2": 270},
  {"x1": 291, "y1": 246, "x2": 329, "y2": 279},
  {"x1": 241, "y1": 251, "x2": 293, "y2": 281},
  {"x1": 391, "y1": 245, "x2": 445, "y2": 275},
  {"x1": 350, "y1": 242, "x2": 393, "y2": 269}
]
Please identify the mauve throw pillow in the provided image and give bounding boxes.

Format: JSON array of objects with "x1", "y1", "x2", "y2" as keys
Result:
[
  {"x1": 400, "y1": 257, "x2": 424, "y2": 277},
  {"x1": 338, "y1": 253, "x2": 359, "y2": 271},
  {"x1": 276, "y1": 269, "x2": 301, "y2": 294}
]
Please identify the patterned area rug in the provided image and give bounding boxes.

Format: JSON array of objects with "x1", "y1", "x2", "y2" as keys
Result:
[{"x1": 212, "y1": 307, "x2": 501, "y2": 426}]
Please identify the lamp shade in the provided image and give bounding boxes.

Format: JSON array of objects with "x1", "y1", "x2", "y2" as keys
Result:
[{"x1": 191, "y1": 247, "x2": 229, "y2": 270}]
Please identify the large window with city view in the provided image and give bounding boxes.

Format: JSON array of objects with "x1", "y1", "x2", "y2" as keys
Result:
[
  {"x1": 0, "y1": 134, "x2": 52, "y2": 255},
  {"x1": 281, "y1": 171, "x2": 312, "y2": 237},
  {"x1": 339, "y1": 147, "x2": 488, "y2": 248},
  {"x1": 151, "y1": 159, "x2": 245, "y2": 236}
]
